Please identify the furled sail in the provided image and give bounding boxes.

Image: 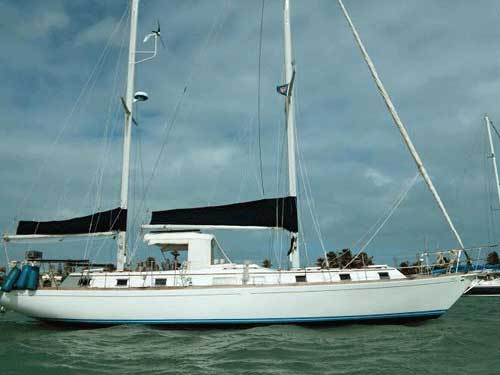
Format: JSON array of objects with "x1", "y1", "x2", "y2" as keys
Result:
[
  {"x1": 16, "y1": 207, "x2": 127, "y2": 236},
  {"x1": 150, "y1": 197, "x2": 298, "y2": 232}
]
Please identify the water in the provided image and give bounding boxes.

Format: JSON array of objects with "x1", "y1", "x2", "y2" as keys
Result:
[{"x1": 0, "y1": 297, "x2": 499, "y2": 374}]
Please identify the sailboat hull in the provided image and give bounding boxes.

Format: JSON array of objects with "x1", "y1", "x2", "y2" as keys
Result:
[
  {"x1": 464, "y1": 277, "x2": 500, "y2": 296},
  {"x1": 0, "y1": 274, "x2": 471, "y2": 326}
]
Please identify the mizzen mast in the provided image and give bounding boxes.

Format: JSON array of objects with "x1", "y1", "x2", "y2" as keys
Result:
[
  {"x1": 283, "y1": 0, "x2": 300, "y2": 268},
  {"x1": 337, "y1": 0, "x2": 466, "y2": 251},
  {"x1": 117, "y1": 0, "x2": 140, "y2": 271}
]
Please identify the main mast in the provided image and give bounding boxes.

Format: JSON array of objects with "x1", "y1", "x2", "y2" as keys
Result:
[
  {"x1": 485, "y1": 115, "x2": 500, "y2": 207},
  {"x1": 117, "y1": 0, "x2": 139, "y2": 271},
  {"x1": 283, "y1": 0, "x2": 300, "y2": 268}
]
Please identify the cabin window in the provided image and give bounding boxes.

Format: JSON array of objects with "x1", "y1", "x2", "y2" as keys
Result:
[
  {"x1": 295, "y1": 275, "x2": 307, "y2": 283},
  {"x1": 116, "y1": 279, "x2": 128, "y2": 286},
  {"x1": 155, "y1": 278, "x2": 167, "y2": 286},
  {"x1": 339, "y1": 273, "x2": 351, "y2": 281},
  {"x1": 378, "y1": 272, "x2": 390, "y2": 280}
]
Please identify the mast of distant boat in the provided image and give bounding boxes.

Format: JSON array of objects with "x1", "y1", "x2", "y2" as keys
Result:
[
  {"x1": 117, "y1": 0, "x2": 139, "y2": 271},
  {"x1": 284, "y1": 0, "x2": 300, "y2": 269},
  {"x1": 485, "y1": 114, "x2": 500, "y2": 207}
]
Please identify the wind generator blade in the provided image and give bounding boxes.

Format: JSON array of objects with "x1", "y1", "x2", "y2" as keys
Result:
[
  {"x1": 155, "y1": 20, "x2": 166, "y2": 49},
  {"x1": 159, "y1": 35, "x2": 167, "y2": 49}
]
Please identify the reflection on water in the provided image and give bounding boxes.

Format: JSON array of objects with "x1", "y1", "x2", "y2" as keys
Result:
[{"x1": 0, "y1": 298, "x2": 499, "y2": 374}]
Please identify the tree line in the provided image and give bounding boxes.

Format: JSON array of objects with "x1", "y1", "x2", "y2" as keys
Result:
[
  {"x1": 261, "y1": 250, "x2": 500, "y2": 272},
  {"x1": 261, "y1": 248, "x2": 373, "y2": 269}
]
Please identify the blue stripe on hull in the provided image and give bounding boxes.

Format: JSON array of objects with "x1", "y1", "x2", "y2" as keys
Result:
[{"x1": 40, "y1": 309, "x2": 447, "y2": 325}]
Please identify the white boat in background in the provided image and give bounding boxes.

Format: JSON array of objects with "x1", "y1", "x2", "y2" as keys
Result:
[
  {"x1": 465, "y1": 271, "x2": 500, "y2": 296},
  {"x1": 1, "y1": 0, "x2": 475, "y2": 326},
  {"x1": 463, "y1": 115, "x2": 500, "y2": 296}
]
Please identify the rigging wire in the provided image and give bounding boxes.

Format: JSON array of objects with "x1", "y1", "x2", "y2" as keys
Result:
[
  {"x1": 5, "y1": 4, "x2": 129, "y2": 265},
  {"x1": 293, "y1": 76, "x2": 328, "y2": 265},
  {"x1": 452, "y1": 117, "x2": 488, "y2": 251},
  {"x1": 13, "y1": 3, "x2": 131, "y2": 232},
  {"x1": 235, "y1": 109, "x2": 276, "y2": 204},
  {"x1": 256, "y1": 0, "x2": 266, "y2": 196},
  {"x1": 237, "y1": 115, "x2": 255, "y2": 201},
  {"x1": 296, "y1": 131, "x2": 326, "y2": 252},
  {"x1": 127, "y1": 109, "x2": 147, "y2": 261},
  {"x1": 296, "y1": 129, "x2": 325, "y2": 265},
  {"x1": 267, "y1": 113, "x2": 287, "y2": 268},
  {"x1": 338, "y1": 0, "x2": 467, "y2": 256},
  {"x1": 210, "y1": 110, "x2": 258, "y2": 205},
  {"x1": 35, "y1": 41, "x2": 116, "y2": 220},
  {"x1": 84, "y1": 19, "x2": 129, "y2": 261},
  {"x1": 236, "y1": 113, "x2": 257, "y2": 201},
  {"x1": 130, "y1": 110, "x2": 140, "y2": 257},
  {"x1": 344, "y1": 172, "x2": 420, "y2": 269},
  {"x1": 271, "y1": 104, "x2": 288, "y2": 268},
  {"x1": 296, "y1": 202, "x2": 310, "y2": 267},
  {"x1": 491, "y1": 121, "x2": 500, "y2": 140},
  {"x1": 129, "y1": 1, "x2": 232, "y2": 263}
]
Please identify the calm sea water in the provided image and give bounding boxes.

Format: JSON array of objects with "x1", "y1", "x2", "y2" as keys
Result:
[{"x1": 0, "y1": 297, "x2": 498, "y2": 375}]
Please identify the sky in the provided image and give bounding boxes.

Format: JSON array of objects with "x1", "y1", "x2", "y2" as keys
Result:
[{"x1": 1, "y1": 0, "x2": 500, "y2": 268}]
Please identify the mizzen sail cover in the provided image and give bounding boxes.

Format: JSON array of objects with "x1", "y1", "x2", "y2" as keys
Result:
[
  {"x1": 16, "y1": 207, "x2": 127, "y2": 235},
  {"x1": 150, "y1": 197, "x2": 298, "y2": 232}
]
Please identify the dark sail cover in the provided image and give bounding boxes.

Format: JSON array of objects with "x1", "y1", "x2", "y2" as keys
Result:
[
  {"x1": 150, "y1": 197, "x2": 298, "y2": 232},
  {"x1": 16, "y1": 207, "x2": 127, "y2": 235}
]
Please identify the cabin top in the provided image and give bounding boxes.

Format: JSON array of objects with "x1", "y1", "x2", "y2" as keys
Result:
[{"x1": 144, "y1": 232, "x2": 221, "y2": 270}]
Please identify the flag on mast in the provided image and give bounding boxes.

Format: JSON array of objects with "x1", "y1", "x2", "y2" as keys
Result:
[
  {"x1": 276, "y1": 70, "x2": 295, "y2": 97},
  {"x1": 277, "y1": 83, "x2": 290, "y2": 96}
]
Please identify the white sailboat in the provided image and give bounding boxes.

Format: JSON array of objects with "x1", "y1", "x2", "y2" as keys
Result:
[
  {"x1": 0, "y1": 0, "x2": 474, "y2": 326},
  {"x1": 464, "y1": 115, "x2": 500, "y2": 296}
]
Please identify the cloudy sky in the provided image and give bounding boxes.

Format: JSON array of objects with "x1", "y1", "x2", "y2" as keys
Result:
[{"x1": 1, "y1": 0, "x2": 500, "y2": 267}]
